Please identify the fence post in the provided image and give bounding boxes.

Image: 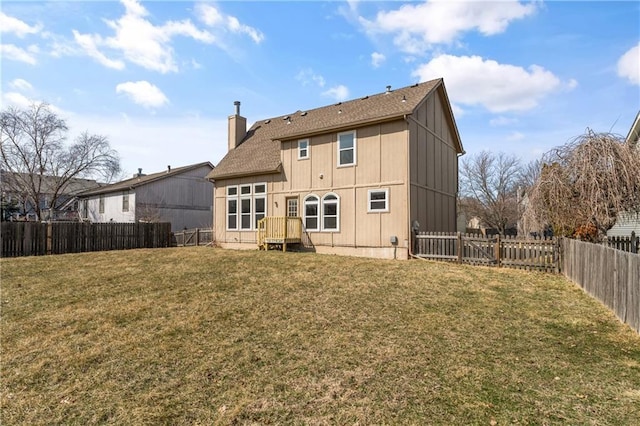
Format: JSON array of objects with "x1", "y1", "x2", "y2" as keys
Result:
[
  {"x1": 457, "y1": 232, "x2": 462, "y2": 263},
  {"x1": 196, "y1": 228, "x2": 200, "y2": 246},
  {"x1": 495, "y1": 234, "x2": 501, "y2": 267},
  {"x1": 46, "y1": 222, "x2": 53, "y2": 255},
  {"x1": 632, "y1": 231, "x2": 637, "y2": 254}
]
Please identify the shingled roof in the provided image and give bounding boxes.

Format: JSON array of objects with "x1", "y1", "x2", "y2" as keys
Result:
[
  {"x1": 78, "y1": 162, "x2": 213, "y2": 197},
  {"x1": 208, "y1": 78, "x2": 455, "y2": 180}
]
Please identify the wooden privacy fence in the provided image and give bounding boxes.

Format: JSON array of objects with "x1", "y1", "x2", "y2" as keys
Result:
[
  {"x1": 413, "y1": 232, "x2": 559, "y2": 272},
  {"x1": 173, "y1": 228, "x2": 213, "y2": 247},
  {"x1": 1, "y1": 222, "x2": 172, "y2": 257},
  {"x1": 563, "y1": 238, "x2": 640, "y2": 334}
]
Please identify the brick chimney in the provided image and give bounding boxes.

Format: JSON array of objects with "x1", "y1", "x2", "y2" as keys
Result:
[{"x1": 228, "y1": 101, "x2": 246, "y2": 151}]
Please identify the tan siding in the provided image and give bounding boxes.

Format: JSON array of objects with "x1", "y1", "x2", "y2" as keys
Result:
[
  {"x1": 380, "y1": 121, "x2": 407, "y2": 182},
  {"x1": 310, "y1": 134, "x2": 334, "y2": 190},
  {"x1": 408, "y1": 86, "x2": 460, "y2": 234}
]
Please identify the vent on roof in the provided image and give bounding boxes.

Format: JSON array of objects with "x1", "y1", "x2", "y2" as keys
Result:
[
  {"x1": 265, "y1": 119, "x2": 271, "y2": 124},
  {"x1": 300, "y1": 111, "x2": 307, "y2": 116},
  {"x1": 361, "y1": 96, "x2": 369, "y2": 100},
  {"x1": 335, "y1": 102, "x2": 342, "y2": 106},
  {"x1": 401, "y1": 95, "x2": 407, "y2": 102},
  {"x1": 338, "y1": 109, "x2": 342, "y2": 114},
  {"x1": 385, "y1": 85, "x2": 391, "y2": 94},
  {"x1": 412, "y1": 83, "x2": 419, "y2": 87},
  {"x1": 283, "y1": 116, "x2": 290, "y2": 120}
]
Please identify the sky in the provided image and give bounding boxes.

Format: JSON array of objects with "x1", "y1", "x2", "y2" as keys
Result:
[{"x1": 1, "y1": 0, "x2": 639, "y2": 179}]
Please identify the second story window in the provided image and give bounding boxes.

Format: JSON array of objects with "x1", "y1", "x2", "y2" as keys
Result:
[
  {"x1": 337, "y1": 130, "x2": 356, "y2": 167},
  {"x1": 298, "y1": 139, "x2": 309, "y2": 160},
  {"x1": 99, "y1": 195, "x2": 105, "y2": 214},
  {"x1": 122, "y1": 191, "x2": 129, "y2": 212}
]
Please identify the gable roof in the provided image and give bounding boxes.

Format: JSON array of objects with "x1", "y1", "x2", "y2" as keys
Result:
[
  {"x1": 208, "y1": 78, "x2": 463, "y2": 180},
  {"x1": 0, "y1": 170, "x2": 103, "y2": 195},
  {"x1": 625, "y1": 110, "x2": 640, "y2": 146},
  {"x1": 78, "y1": 162, "x2": 213, "y2": 197}
]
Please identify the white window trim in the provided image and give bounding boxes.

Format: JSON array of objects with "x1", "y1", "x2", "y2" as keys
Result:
[
  {"x1": 321, "y1": 192, "x2": 340, "y2": 232},
  {"x1": 303, "y1": 194, "x2": 320, "y2": 232},
  {"x1": 239, "y1": 194, "x2": 252, "y2": 230},
  {"x1": 337, "y1": 130, "x2": 356, "y2": 167},
  {"x1": 367, "y1": 188, "x2": 389, "y2": 213},
  {"x1": 227, "y1": 182, "x2": 267, "y2": 231},
  {"x1": 298, "y1": 139, "x2": 309, "y2": 160},
  {"x1": 226, "y1": 186, "x2": 239, "y2": 231}
]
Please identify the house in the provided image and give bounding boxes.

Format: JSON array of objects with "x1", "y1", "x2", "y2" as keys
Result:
[
  {"x1": 207, "y1": 79, "x2": 464, "y2": 259},
  {"x1": 78, "y1": 162, "x2": 214, "y2": 231},
  {"x1": 608, "y1": 111, "x2": 640, "y2": 238},
  {"x1": 0, "y1": 170, "x2": 103, "y2": 221}
]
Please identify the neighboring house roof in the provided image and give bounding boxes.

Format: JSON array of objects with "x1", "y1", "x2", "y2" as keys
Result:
[
  {"x1": 78, "y1": 162, "x2": 214, "y2": 197},
  {"x1": 625, "y1": 110, "x2": 640, "y2": 146},
  {"x1": 0, "y1": 170, "x2": 103, "y2": 196},
  {"x1": 208, "y1": 78, "x2": 463, "y2": 180}
]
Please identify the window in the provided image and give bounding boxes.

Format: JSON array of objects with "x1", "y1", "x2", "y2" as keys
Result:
[
  {"x1": 99, "y1": 195, "x2": 105, "y2": 214},
  {"x1": 122, "y1": 191, "x2": 129, "y2": 212},
  {"x1": 298, "y1": 139, "x2": 309, "y2": 160},
  {"x1": 337, "y1": 130, "x2": 356, "y2": 167},
  {"x1": 322, "y1": 193, "x2": 339, "y2": 231},
  {"x1": 287, "y1": 198, "x2": 298, "y2": 217},
  {"x1": 304, "y1": 195, "x2": 319, "y2": 231},
  {"x1": 227, "y1": 186, "x2": 238, "y2": 230},
  {"x1": 226, "y1": 183, "x2": 267, "y2": 231},
  {"x1": 368, "y1": 189, "x2": 389, "y2": 212},
  {"x1": 254, "y1": 183, "x2": 266, "y2": 227},
  {"x1": 82, "y1": 200, "x2": 88, "y2": 219}
]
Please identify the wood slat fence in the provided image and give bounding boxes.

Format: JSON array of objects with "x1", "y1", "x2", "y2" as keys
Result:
[
  {"x1": 604, "y1": 232, "x2": 639, "y2": 254},
  {"x1": 563, "y1": 238, "x2": 639, "y2": 333},
  {"x1": 413, "y1": 232, "x2": 559, "y2": 272},
  {"x1": 1, "y1": 222, "x2": 172, "y2": 257},
  {"x1": 173, "y1": 228, "x2": 213, "y2": 247}
]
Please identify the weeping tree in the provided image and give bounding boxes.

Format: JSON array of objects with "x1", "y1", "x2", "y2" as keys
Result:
[
  {"x1": 1, "y1": 103, "x2": 121, "y2": 220},
  {"x1": 524, "y1": 129, "x2": 640, "y2": 240}
]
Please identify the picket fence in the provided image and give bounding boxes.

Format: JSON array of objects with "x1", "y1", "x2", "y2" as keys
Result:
[{"x1": 412, "y1": 232, "x2": 559, "y2": 272}]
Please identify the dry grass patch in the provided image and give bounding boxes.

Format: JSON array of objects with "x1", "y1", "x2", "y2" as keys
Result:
[{"x1": 1, "y1": 248, "x2": 639, "y2": 424}]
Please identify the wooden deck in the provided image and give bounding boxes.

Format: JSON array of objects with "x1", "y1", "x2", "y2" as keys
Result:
[{"x1": 257, "y1": 217, "x2": 303, "y2": 251}]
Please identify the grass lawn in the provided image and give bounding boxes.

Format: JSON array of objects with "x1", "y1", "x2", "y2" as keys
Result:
[{"x1": 1, "y1": 247, "x2": 639, "y2": 425}]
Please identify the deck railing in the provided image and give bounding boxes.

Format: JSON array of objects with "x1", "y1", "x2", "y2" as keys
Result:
[{"x1": 256, "y1": 217, "x2": 303, "y2": 251}]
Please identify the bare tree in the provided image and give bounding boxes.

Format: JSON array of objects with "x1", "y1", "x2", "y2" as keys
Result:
[
  {"x1": 1, "y1": 103, "x2": 120, "y2": 220},
  {"x1": 524, "y1": 129, "x2": 640, "y2": 239},
  {"x1": 459, "y1": 151, "x2": 522, "y2": 235}
]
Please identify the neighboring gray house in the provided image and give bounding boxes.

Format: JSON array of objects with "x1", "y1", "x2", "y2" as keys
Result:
[
  {"x1": 608, "y1": 111, "x2": 640, "y2": 237},
  {"x1": 78, "y1": 162, "x2": 214, "y2": 231},
  {"x1": 0, "y1": 170, "x2": 103, "y2": 221}
]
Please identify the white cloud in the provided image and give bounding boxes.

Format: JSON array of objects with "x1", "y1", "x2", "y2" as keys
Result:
[
  {"x1": 2, "y1": 92, "x2": 34, "y2": 108},
  {"x1": 65, "y1": 113, "x2": 229, "y2": 177},
  {"x1": 116, "y1": 81, "x2": 169, "y2": 108},
  {"x1": 72, "y1": 31, "x2": 125, "y2": 70},
  {"x1": 196, "y1": 3, "x2": 264, "y2": 43},
  {"x1": 9, "y1": 78, "x2": 34, "y2": 92},
  {"x1": 72, "y1": 0, "x2": 216, "y2": 73},
  {"x1": 0, "y1": 44, "x2": 37, "y2": 64},
  {"x1": 359, "y1": 0, "x2": 538, "y2": 55},
  {"x1": 506, "y1": 131, "x2": 525, "y2": 141},
  {"x1": 322, "y1": 85, "x2": 350, "y2": 101},
  {"x1": 617, "y1": 42, "x2": 640, "y2": 85},
  {"x1": 295, "y1": 68, "x2": 326, "y2": 87},
  {"x1": 0, "y1": 12, "x2": 42, "y2": 37},
  {"x1": 412, "y1": 54, "x2": 562, "y2": 113},
  {"x1": 490, "y1": 116, "x2": 518, "y2": 127},
  {"x1": 371, "y1": 52, "x2": 386, "y2": 68}
]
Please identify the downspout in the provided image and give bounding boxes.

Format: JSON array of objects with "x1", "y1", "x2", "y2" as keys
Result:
[{"x1": 404, "y1": 113, "x2": 416, "y2": 259}]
